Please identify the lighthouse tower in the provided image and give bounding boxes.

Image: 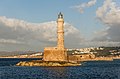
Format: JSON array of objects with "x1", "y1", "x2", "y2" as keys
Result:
[
  {"x1": 57, "y1": 12, "x2": 64, "y2": 49},
  {"x1": 43, "y1": 12, "x2": 67, "y2": 61}
]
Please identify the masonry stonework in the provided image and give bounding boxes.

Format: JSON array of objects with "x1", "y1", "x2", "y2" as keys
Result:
[{"x1": 43, "y1": 13, "x2": 67, "y2": 61}]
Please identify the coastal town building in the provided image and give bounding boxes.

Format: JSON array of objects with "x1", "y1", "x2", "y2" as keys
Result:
[{"x1": 67, "y1": 47, "x2": 104, "y2": 54}]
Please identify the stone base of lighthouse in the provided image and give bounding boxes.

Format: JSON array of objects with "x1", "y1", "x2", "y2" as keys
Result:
[{"x1": 43, "y1": 47, "x2": 67, "y2": 61}]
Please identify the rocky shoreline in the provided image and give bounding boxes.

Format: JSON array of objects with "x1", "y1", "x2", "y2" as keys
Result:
[{"x1": 16, "y1": 60, "x2": 81, "y2": 67}]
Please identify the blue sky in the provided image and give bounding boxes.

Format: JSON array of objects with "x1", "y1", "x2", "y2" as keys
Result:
[
  {"x1": 0, "y1": 0, "x2": 104, "y2": 38},
  {"x1": 0, "y1": 0, "x2": 120, "y2": 51}
]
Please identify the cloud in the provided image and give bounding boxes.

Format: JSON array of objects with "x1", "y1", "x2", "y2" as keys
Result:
[
  {"x1": 95, "y1": 0, "x2": 120, "y2": 40},
  {"x1": 92, "y1": 0, "x2": 120, "y2": 46},
  {"x1": 71, "y1": 0, "x2": 120, "y2": 47},
  {"x1": 70, "y1": 0, "x2": 120, "y2": 47},
  {"x1": 0, "y1": 16, "x2": 83, "y2": 51},
  {"x1": 79, "y1": 41, "x2": 120, "y2": 48},
  {"x1": 71, "y1": 0, "x2": 97, "y2": 13},
  {"x1": 0, "y1": 39, "x2": 24, "y2": 44},
  {"x1": 96, "y1": 0, "x2": 120, "y2": 25},
  {"x1": 1, "y1": 0, "x2": 120, "y2": 51}
]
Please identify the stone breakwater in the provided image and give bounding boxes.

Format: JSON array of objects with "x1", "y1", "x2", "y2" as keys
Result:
[{"x1": 16, "y1": 60, "x2": 81, "y2": 66}]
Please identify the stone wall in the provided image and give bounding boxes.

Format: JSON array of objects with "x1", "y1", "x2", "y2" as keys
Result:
[
  {"x1": 68, "y1": 54, "x2": 95, "y2": 61},
  {"x1": 43, "y1": 47, "x2": 67, "y2": 61}
]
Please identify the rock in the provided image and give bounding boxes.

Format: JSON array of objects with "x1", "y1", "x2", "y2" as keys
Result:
[{"x1": 16, "y1": 61, "x2": 81, "y2": 66}]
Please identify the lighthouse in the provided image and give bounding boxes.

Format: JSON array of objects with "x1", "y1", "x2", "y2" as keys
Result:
[
  {"x1": 43, "y1": 12, "x2": 67, "y2": 61},
  {"x1": 57, "y1": 12, "x2": 64, "y2": 49},
  {"x1": 16, "y1": 13, "x2": 81, "y2": 66}
]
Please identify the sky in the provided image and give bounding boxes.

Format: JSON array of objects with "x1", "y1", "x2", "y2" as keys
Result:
[{"x1": 0, "y1": 0, "x2": 120, "y2": 51}]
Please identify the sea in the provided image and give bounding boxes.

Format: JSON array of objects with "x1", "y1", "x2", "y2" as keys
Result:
[{"x1": 0, "y1": 58, "x2": 120, "y2": 79}]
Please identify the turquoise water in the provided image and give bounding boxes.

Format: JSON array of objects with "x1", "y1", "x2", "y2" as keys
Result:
[{"x1": 0, "y1": 58, "x2": 120, "y2": 79}]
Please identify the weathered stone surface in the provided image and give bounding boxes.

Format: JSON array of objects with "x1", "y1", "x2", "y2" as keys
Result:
[
  {"x1": 43, "y1": 13, "x2": 67, "y2": 62},
  {"x1": 16, "y1": 61, "x2": 81, "y2": 67},
  {"x1": 68, "y1": 54, "x2": 96, "y2": 61},
  {"x1": 43, "y1": 47, "x2": 67, "y2": 61}
]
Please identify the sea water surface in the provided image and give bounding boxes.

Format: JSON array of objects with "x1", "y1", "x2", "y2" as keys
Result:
[{"x1": 0, "y1": 58, "x2": 120, "y2": 79}]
